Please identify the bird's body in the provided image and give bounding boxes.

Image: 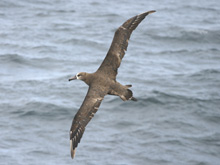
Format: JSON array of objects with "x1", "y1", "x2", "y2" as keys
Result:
[{"x1": 68, "y1": 10, "x2": 155, "y2": 158}]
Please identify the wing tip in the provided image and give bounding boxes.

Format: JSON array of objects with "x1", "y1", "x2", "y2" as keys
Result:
[
  {"x1": 70, "y1": 139, "x2": 76, "y2": 159},
  {"x1": 140, "y1": 10, "x2": 156, "y2": 16},
  {"x1": 147, "y1": 10, "x2": 156, "y2": 14}
]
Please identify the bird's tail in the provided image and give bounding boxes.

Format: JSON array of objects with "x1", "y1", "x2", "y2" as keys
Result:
[{"x1": 124, "y1": 89, "x2": 137, "y2": 101}]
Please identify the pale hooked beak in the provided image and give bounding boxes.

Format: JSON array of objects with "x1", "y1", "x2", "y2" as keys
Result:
[{"x1": 69, "y1": 75, "x2": 77, "y2": 81}]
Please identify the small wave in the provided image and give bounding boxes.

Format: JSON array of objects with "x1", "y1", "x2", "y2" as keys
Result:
[
  {"x1": 143, "y1": 49, "x2": 189, "y2": 56},
  {"x1": 188, "y1": 69, "x2": 220, "y2": 83},
  {"x1": 144, "y1": 48, "x2": 220, "y2": 57},
  {"x1": 182, "y1": 5, "x2": 220, "y2": 12},
  {"x1": 204, "y1": 115, "x2": 220, "y2": 124},
  {"x1": 15, "y1": 101, "x2": 73, "y2": 120},
  {"x1": 106, "y1": 96, "x2": 163, "y2": 108},
  {"x1": 35, "y1": 12, "x2": 49, "y2": 17},
  {"x1": 0, "y1": 53, "x2": 64, "y2": 69},
  {"x1": 0, "y1": 1, "x2": 23, "y2": 8},
  {"x1": 161, "y1": 49, "x2": 189, "y2": 54},
  {"x1": 186, "y1": 132, "x2": 220, "y2": 146},
  {"x1": 180, "y1": 29, "x2": 220, "y2": 43},
  {"x1": 0, "y1": 53, "x2": 27, "y2": 65},
  {"x1": 152, "y1": 90, "x2": 220, "y2": 103},
  {"x1": 148, "y1": 27, "x2": 220, "y2": 44},
  {"x1": 35, "y1": 9, "x2": 75, "y2": 18},
  {"x1": 90, "y1": 2, "x2": 100, "y2": 6},
  {"x1": 32, "y1": 45, "x2": 57, "y2": 51},
  {"x1": 95, "y1": 13, "x2": 120, "y2": 18},
  {"x1": 60, "y1": 37, "x2": 102, "y2": 47},
  {"x1": 152, "y1": 90, "x2": 185, "y2": 99},
  {"x1": 52, "y1": 9, "x2": 75, "y2": 13},
  {"x1": 190, "y1": 69, "x2": 220, "y2": 77},
  {"x1": 140, "y1": 96, "x2": 163, "y2": 105},
  {"x1": 105, "y1": 90, "x2": 213, "y2": 111},
  {"x1": 50, "y1": 23, "x2": 75, "y2": 32},
  {"x1": 158, "y1": 138, "x2": 184, "y2": 146}
]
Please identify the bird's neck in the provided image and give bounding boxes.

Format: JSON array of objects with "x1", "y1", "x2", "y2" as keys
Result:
[{"x1": 83, "y1": 73, "x2": 93, "y2": 86}]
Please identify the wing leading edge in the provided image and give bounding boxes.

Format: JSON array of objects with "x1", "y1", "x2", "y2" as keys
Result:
[{"x1": 97, "y1": 10, "x2": 156, "y2": 79}]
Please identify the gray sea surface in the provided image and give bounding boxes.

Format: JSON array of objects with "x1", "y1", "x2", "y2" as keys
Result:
[{"x1": 0, "y1": 0, "x2": 220, "y2": 164}]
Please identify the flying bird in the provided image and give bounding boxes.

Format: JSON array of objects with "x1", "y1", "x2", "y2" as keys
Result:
[{"x1": 68, "y1": 10, "x2": 155, "y2": 158}]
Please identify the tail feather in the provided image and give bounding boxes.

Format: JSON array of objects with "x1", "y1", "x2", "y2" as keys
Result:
[
  {"x1": 130, "y1": 97, "x2": 137, "y2": 101},
  {"x1": 125, "y1": 89, "x2": 132, "y2": 100},
  {"x1": 126, "y1": 84, "x2": 132, "y2": 88},
  {"x1": 124, "y1": 89, "x2": 137, "y2": 101}
]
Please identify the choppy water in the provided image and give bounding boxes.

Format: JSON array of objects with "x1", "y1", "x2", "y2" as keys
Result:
[{"x1": 1, "y1": 0, "x2": 220, "y2": 164}]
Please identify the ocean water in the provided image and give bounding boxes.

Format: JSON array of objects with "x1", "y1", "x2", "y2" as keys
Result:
[{"x1": 0, "y1": 0, "x2": 220, "y2": 164}]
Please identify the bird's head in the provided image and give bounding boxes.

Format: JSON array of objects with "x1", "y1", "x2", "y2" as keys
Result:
[{"x1": 69, "y1": 72, "x2": 87, "y2": 81}]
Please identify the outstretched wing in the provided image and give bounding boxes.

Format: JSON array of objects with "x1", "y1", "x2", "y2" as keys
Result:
[
  {"x1": 70, "y1": 87, "x2": 106, "y2": 158},
  {"x1": 97, "y1": 10, "x2": 155, "y2": 79}
]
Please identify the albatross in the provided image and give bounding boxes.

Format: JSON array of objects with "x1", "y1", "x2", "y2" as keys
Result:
[{"x1": 68, "y1": 10, "x2": 155, "y2": 158}]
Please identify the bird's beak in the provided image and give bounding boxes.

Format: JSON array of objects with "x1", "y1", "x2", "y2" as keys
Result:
[{"x1": 69, "y1": 75, "x2": 77, "y2": 81}]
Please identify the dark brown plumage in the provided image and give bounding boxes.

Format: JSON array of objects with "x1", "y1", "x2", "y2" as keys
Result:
[{"x1": 68, "y1": 10, "x2": 155, "y2": 158}]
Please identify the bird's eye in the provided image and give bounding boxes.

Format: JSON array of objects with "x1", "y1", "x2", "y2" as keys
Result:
[{"x1": 77, "y1": 74, "x2": 81, "y2": 77}]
